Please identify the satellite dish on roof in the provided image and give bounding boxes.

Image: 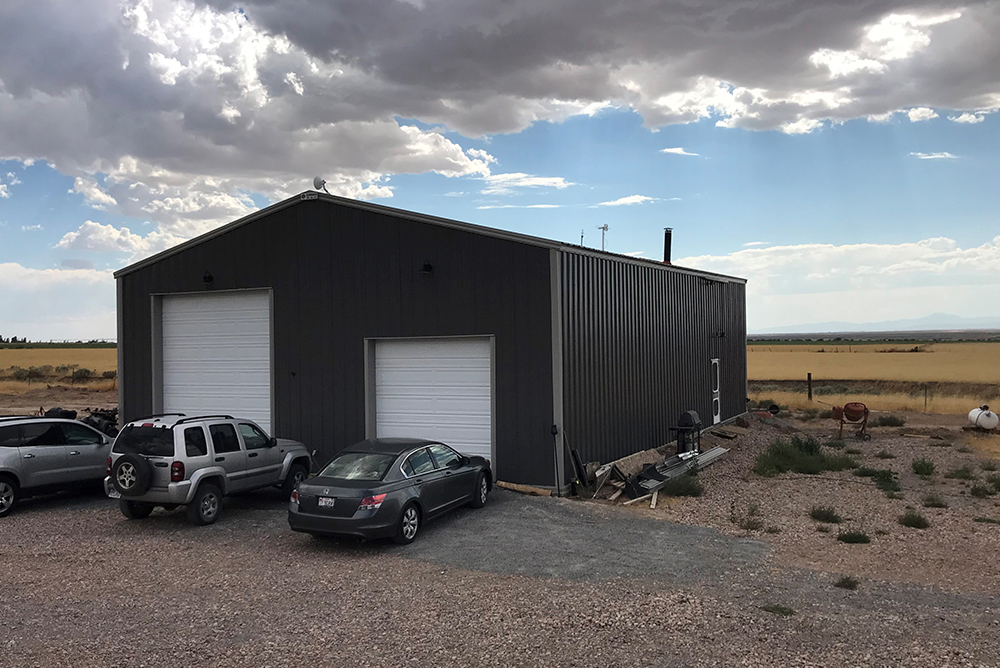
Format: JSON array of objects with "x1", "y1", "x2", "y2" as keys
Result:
[{"x1": 312, "y1": 176, "x2": 330, "y2": 194}]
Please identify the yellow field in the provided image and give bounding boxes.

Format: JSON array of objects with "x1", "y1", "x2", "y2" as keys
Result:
[
  {"x1": 0, "y1": 348, "x2": 117, "y2": 374},
  {"x1": 748, "y1": 342, "x2": 1000, "y2": 384},
  {"x1": 746, "y1": 390, "x2": 993, "y2": 414}
]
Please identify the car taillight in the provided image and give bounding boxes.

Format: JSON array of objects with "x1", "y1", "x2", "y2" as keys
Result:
[
  {"x1": 106, "y1": 457, "x2": 112, "y2": 476},
  {"x1": 290, "y1": 490, "x2": 299, "y2": 504},
  {"x1": 170, "y1": 461, "x2": 185, "y2": 482},
  {"x1": 359, "y1": 493, "x2": 387, "y2": 510}
]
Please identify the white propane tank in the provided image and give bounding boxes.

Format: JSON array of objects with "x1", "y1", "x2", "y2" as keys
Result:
[{"x1": 968, "y1": 405, "x2": 1000, "y2": 430}]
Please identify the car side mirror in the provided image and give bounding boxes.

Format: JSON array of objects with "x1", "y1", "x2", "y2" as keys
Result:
[
  {"x1": 452, "y1": 457, "x2": 467, "y2": 468},
  {"x1": 268, "y1": 437, "x2": 277, "y2": 447}
]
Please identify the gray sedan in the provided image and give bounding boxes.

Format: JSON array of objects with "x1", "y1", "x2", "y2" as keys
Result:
[{"x1": 288, "y1": 438, "x2": 492, "y2": 544}]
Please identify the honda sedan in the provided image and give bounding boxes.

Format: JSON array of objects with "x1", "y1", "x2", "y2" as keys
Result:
[{"x1": 288, "y1": 438, "x2": 492, "y2": 544}]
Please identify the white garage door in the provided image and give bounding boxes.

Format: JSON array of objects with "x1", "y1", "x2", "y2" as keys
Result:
[
  {"x1": 161, "y1": 291, "x2": 272, "y2": 432},
  {"x1": 375, "y1": 338, "x2": 493, "y2": 462}
]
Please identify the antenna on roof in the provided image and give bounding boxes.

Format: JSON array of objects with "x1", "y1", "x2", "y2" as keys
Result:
[
  {"x1": 596, "y1": 224, "x2": 609, "y2": 251},
  {"x1": 312, "y1": 176, "x2": 330, "y2": 194}
]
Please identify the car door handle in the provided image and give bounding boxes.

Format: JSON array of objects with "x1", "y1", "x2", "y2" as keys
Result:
[
  {"x1": 23, "y1": 453, "x2": 35, "y2": 459},
  {"x1": 248, "y1": 452, "x2": 259, "y2": 458},
  {"x1": 215, "y1": 457, "x2": 225, "y2": 462},
  {"x1": 69, "y1": 451, "x2": 81, "y2": 456}
]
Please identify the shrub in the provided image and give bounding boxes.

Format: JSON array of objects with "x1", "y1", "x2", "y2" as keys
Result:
[
  {"x1": 102, "y1": 370, "x2": 117, "y2": 379},
  {"x1": 760, "y1": 604, "x2": 795, "y2": 617},
  {"x1": 973, "y1": 517, "x2": 1000, "y2": 525},
  {"x1": 853, "y1": 467, "x2": 900, "y2": 492},
  {"x1": 875, "y1": 450, "x2": 896, "y2": 459},
  {"x1": 846, "y1": 448, "x2": 863, "y2": 455},
  {"x1": 981, "y1": 461, "x2": 998, "y2": 472},
  {"x1": 986, "y1": 474, "x2": 1000, "y2": 492},
  {"x1": 826, "y1": 439, "x2": 846, "y2": 450},
  {"x1": 921, "y1": 494, "x2": 948, "y2": 508},
  {"x1": 837, "y1": 530, "x2": 870, "y2": 544},
  {"x1": 754, "y1": 437, "x2": 858, "y2": 477},
  {"x1": 809, "y1": 506, "x2": 842, "y2": 523},
  {"x1": 945, "y1": 466, "x2": 976, "y2": 480},
  {"x1": 818, "y1": 409, "x2": 834, "y2": 419},
  {"x1": 660, "y1": 473, "x2": 703, "y2": 497},
  {"x1": 884, "y1": 491, "x2": 905, "y2": 500},
  {"x1": 970, "y1": 484, "x2": 996, "y2": 499},
  {"x1": 10, "y1": 367, "x2": 28, "y2": 381},
  {"x1": 911, "y1": 459, "x2": 935, "y2": 476},
  {"x1": 72, "y1": 368, "x2": 93, "y2": 380},
  {"x1": 874, "y1": 414, "x2": 906, "y2": 427},
  {"x1": 899, "y1": 509, "x2": 930, "y2": 529},
  {"x1": 834, "y1": 576, "x2": 859, "y2": 590},
  {"x1": 957, "y1": 446, "x2": 973, "y2": 454}
]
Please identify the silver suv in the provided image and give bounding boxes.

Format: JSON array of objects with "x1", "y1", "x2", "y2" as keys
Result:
[
  {"x1": 105, "y1": 414, "x2": 312, "y2": 525},
  {"x1": 0, "y1": 416, "x2": 114, "y2": 517}
]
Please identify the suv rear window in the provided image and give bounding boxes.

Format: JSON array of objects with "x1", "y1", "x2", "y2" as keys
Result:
[
  {"x1": 113, "y1": 426, "x2": 175, "y2": 457},
  {"x1": 320, "y1": 452, "x2": 396, "y2": 481}
]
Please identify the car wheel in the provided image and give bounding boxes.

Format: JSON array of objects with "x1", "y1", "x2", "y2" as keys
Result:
[
  {"x1": 282, "y1": 463, "x2": 308, "y2": 499},
  {"x1": 469, "y1": 472, "x2": 489, "y2": 509},
  {"x1": 187, "y1": 484, "x2": 222, "y2": 526},
  {"x1": 112, "y1": 454, "x2": 152, "y2": 496},
  {"x1": 392, "y1": 503, "x2": 420, "y2": 545},
  {"x1": 119, "y1": 499, "x2": 154, "y2": 519},
  {"x1": 0, "y1": 477, "x2": 19, "y2": 518}
]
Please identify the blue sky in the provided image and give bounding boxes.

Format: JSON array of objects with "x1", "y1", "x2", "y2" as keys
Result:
[{"x1": 2, "y1": 0, "x2": 999, "y2": 338}]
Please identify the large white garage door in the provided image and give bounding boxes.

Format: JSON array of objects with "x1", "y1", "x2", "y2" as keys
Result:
[
  {"x1": 375, "y1": 338, "x2": 493, "y2": 462},
  {"x1": 161, "y1": 291, "x2": 271, "y2": 432}
]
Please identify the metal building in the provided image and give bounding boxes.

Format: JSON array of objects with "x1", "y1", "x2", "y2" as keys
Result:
[{"x1": 116, "y1": 192, "x2": 747, "y2": 490}]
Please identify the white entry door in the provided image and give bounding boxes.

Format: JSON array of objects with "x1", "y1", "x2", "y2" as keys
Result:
[
  {"x1": 374, "y1": 337, "x2": 493, "y2": 463},
  {"x1": 711, "y1": 358, "x2": 721, "y2": 425},
  {"x1": 161, "y1": 291, "x2": 272, "y2": 432}
]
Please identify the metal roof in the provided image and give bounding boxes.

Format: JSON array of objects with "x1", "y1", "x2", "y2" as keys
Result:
[{"x1": 115, "y1": 191, "x2": 746, "y2": 284}]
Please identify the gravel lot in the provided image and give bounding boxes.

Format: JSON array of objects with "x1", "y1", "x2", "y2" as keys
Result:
[{"x1": 3, "y1": 475, "x2": 999, "y2": 667}]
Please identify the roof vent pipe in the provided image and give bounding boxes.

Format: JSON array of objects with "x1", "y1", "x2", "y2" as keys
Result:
[{"x1": 663, "y1": 228, "x2": 672, "y2": 264}]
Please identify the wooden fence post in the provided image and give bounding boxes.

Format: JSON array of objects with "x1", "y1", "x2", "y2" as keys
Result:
[{"x1": 807, "y1": 373, "x2": 813, "y2": 402}]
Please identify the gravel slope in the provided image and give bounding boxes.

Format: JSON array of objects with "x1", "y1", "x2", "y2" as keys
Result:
[{"x1": 2, "y1": 483, "x2": 998, "y2": 667}]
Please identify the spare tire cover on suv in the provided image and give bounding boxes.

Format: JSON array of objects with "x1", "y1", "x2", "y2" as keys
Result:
[{"x1": 112, "y1": 454, "x2": 153, "y2": 496}]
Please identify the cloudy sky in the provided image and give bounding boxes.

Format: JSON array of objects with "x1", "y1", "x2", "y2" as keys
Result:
[{"x1": 1, "y1": 0, "x2": 999, "y2": 338}]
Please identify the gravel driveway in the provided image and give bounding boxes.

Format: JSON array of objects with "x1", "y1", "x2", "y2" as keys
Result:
[{"x1": 2, "y1": 486, "x2": 998, "y2": 667}]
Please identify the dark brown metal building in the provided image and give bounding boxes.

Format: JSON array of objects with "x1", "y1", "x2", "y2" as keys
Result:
[{"x1": 116, "y1": 192, "x2": 747, "y2": 489}]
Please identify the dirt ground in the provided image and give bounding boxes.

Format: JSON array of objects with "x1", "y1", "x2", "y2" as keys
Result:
[
  {"x1": 0, "y1": 385, "x2": 118, "y2": 417},
  {"x1": 630, "y1": 411, "x2": 1000, "y2": 594}
]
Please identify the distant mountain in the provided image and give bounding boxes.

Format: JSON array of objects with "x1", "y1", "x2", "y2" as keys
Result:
[{"x1": 753, "y1": 313, "x2": 1000, "y2": 335}]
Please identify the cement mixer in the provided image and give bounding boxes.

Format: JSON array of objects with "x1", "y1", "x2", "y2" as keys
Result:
[{"x1": 968, "y1": 405, "x2": 999, "y2": 431}]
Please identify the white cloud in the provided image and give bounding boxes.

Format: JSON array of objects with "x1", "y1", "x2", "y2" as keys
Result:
[
  {"x1": 481, "y1": 172, "x2": 573, "y2": 195},
  {"x1": 661, "y1": 147, "x2": 699, "y2": 156},
  {"x1": 476, "y1": 204, "x2": 562, "y2": 210},
  {"x1": 743, "y1": 241, "x2": 770, "y2": 247},
  {"x1": 0, "y1": 184, "x2": 8, "y2": 199},
  {"x1": 907, "y1": 107, "x2": 939, "y2": 122},
  {"x1": 596, "y1": 195, "x2": 659, "y2": 206},
  {"x1": 677, "y1": 235, "x2": 1000, "y2": 331},
  {"x1": 70, "y1": 177, "x2": 118, "y2": 209},
  {"x1": 0, "y1": 262, "x2": 115, "y2": 340},
  {"x1": 949, "y1": 112, "x2": 985, "y2": 124},
  {"x1": 21, "y1": 224, "x2": 43, "y2": 231},
  {"x1": 56, "y1": 220, "x2": 187, "y2": 261},
  {"x1": 909, "y1": 152, "x2": 957, "y2": 160}
]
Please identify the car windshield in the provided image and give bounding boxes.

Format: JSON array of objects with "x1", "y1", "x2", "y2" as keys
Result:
[
  {"x1": 319, "y1": 452, "x2": 396, "y2": 481},
  {"x1": 113, "y1": 425, "x2": 175, "y2": 457}
]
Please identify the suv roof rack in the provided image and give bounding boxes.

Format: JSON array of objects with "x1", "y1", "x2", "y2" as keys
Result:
[
  {"x1": 175, "y1": 415, "x2": 235, "y2": 425},
  {"x1": 131, "y1": 413, "x2": 187, "y2": 422}
]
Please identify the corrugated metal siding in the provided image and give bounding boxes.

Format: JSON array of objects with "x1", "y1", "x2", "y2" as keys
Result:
[
  {"x1": 561, "y1": 252, "x2": 748, "y2": 465},
  {"x1": 119, "y1": 199, "x2": 556, "y2": 486}
]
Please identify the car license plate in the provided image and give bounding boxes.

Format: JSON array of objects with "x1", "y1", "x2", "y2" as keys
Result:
[
  {"x1": 318, "y1": 497, "x2": 335, "y2": 508},
  {"x1": 107, "y1": 489, "x2": 121, "y2": 499}
]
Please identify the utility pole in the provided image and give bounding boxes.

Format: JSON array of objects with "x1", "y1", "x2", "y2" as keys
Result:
[{"x1": 596, "y1": 224, "x2": 609, "y2": 251}]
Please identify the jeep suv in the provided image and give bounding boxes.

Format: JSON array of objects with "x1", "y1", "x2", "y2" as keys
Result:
[
  {"x1": 105, "y1": 414, "x2": 312, "y2": 525},
  {"x1": 0, "y1": 415, "x2": 114, "y2": 517}
]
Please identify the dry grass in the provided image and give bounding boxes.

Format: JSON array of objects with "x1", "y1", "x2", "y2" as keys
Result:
[
  {"x1": 0, "y1": 379, "x2": 117, "y2": 395},
  {"x1": 748, "y1": 342, "x2": 1000, "y2": 384},
  {"x1": 747, "y1": 390, "x2": 986, "y2": 414},
  {"x1": 0, "y1": 348, "x2": 117, "y2": 374}
]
